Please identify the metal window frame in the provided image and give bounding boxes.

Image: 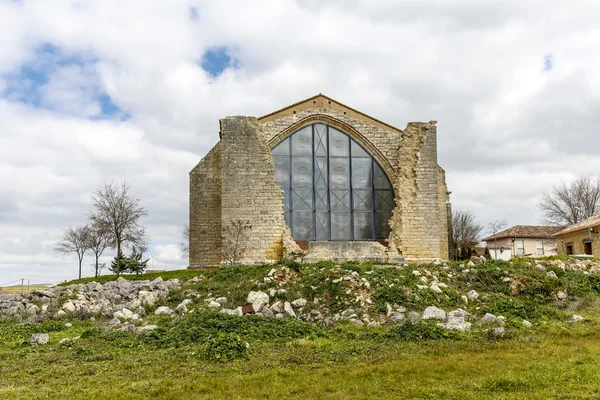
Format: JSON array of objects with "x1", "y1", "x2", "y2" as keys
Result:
[{"x1": 273, "y1": 123, "x2": 394, "y2": 242}]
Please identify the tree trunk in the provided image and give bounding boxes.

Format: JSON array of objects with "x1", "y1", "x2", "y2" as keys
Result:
[
  {"x1": 116, "y1": 241, "x2": 121, "y2": 277},
  {"x1": 78, "y1": 253, "x2": 83, "y2": 280}
]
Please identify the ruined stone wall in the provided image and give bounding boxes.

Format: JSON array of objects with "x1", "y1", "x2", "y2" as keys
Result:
[
  {"x1": 220, "y1": 116, "x2": 288, "y2": 264},
  {"x1": 389, "y1": 122, "x2": 441, "y2": 258},
  {"x1": 438, "y1": 167, "x2": 450, "y2": 260},
  {"x1": 189, "y1": 143, "x2": 222, "y2": 267}
]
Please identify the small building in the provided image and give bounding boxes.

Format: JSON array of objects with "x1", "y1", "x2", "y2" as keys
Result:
[
  {"x1": 482, "y1": 225, "x2": 561, "y2": 260},
  {"x1": 553, "y1": 214, "x2": 600, "y2": 257},
  {"x1": 189, "y1": 94, "x2": 452, "y2": 267}
]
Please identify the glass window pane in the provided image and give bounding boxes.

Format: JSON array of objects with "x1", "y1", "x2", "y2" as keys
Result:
[
  {"x1": 292, "y1": 157, "x2": 313, "y2": 188},
  {"x1": 330, "y1": 157, "x2": 349, "y2": 188},
  {"x1": 314, "y1": 124, "x2": 327, "y2": 157},
  {"x1": 375, "y1": 190, "x2": 394, "y2": 211},
  {"x1": 374, "y1": 163, "x2": 392, "y2": 190},
  {"x1": 282, "y1": 191, "x2": 290, "y2": 210},
  {"x1": 291, "y1": 126, "x2": 312, "y2": 156},
  {"x1": 330, "y1": 190, "x2": 350, "y2": 211},
  {"x1": 315, "y1": 212, "x2": 329, "y2": 241},
  {"x1": 292, "y1": 211, "x2": 313, "y2": 240},
  {"x1": 353, "y1": 190, "x2": 373, "y2": 211},
  {"x1": 331, "y1": 213, "x2": 351, "y2": 240},
  {"x1": 329, "y1": 128, "x2": 349, "y2": 157},
  {"x1": 291, "y1": 189, "x2": 313, "y2": 211},
  {"x1": 375, "y1": 212, "x2": 392, "y2": 240},
  {"x1": 272, "y1": 138, "x2": 290, "y2": 156},
  {"x1": 314, "y1": 157, "x2": 328, "y2": 190},
  {"x1": 351, "y1": 158, "x2": 372, "y2": 189},
  {"x1": 315, "y1": 189, "x2": 328, "y2": 211},
  {"x1": 351, "y1": 140, "x2": 369, "y2": 157},
  {"x1": 273, "y1": 156, "x2": 290, "y2": 189},
  {"x1": 354, "y1": 212, "x2": 374, "y2": 240}
]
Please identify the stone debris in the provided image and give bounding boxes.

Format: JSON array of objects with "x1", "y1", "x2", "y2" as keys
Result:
[
  {"x1": 478, "y1": 313, "x2": 504, "y2": 327},
  {"x1": 154, "y1": 306, "x2": 174, "y2": 316},
  {"x1": 30, "y1": 333, "x2": 49, "y2": 345},
  {"x1": 422, "y1": 306, "x2": 446, "y2": 321}
]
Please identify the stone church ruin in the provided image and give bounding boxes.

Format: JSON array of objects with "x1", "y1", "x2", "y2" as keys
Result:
[{"x1": 189, "y1": 94, "x2": 451, "y2": 267}]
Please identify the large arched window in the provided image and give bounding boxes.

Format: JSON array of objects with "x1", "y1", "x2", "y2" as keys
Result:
[{"x1": 272, "y1": 123, "x2": 394, "y2": 241}]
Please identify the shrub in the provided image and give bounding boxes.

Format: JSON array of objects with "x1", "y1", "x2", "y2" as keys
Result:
[
  {"x1": 277, "y1": 258, "x2": 302, "y2": 273},
  {"x1": 205, "y1": 332, "x2": 248, "y2": 362},
  {"x1": 385, "y1": 321, "x2": 461, "y2": 341}
]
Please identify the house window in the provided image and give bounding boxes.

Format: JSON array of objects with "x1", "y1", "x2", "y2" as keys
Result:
[
  {"x1": 584, "y1": 240, "x2": 593, "y2": 255},
  {"x1": 566, "y1": 243, "x2": 573, "y2": 255},
  {"x1": 515, "y1": 240, "x2": 524, "y2": 256},
  {"x1": 536, "y1": 240, "x2": 544, "y2": 255},
  {"x1": 272, "y1": 123, "x2": 394, "y2": 241}
]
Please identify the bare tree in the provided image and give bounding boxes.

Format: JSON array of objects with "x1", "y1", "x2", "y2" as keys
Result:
[
  {"x1": 539, "y1": 175, "x2": 600, "y2": 226},
  {"x1": 55, "y1": 225, "x2": 92, "y2": 279},
  {"x1": 452, "y1": 209, "x2": 483, "y2": 260},
  {"x1": 487, "y1": 220, "x2": 508, "y2": 260},
  {"x1": 180, "y1": 225, "x2": 189, "y2": 260},
  {"x1": 221, "y1": 220, "x2": 252, "y2": 265},
  {"x1": 89, "y1": 182, "x2": 148, "y2": 276},
  {"x1": 86, "y1": 226, "x2": 113, "y2": 278}
]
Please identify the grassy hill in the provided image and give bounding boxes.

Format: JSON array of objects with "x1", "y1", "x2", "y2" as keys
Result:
[{"x1": 2, "y1": 257, "x2": 600, "y2": 399}]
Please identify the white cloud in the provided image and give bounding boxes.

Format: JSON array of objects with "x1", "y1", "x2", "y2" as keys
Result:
[{"x1": 2, "y1": 0, "x2": 600, "y2": 282}]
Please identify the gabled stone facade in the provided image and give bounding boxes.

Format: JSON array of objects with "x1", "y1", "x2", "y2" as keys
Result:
[{"x1": 189, "y1": 94, "x2": 451, "y2": 267}]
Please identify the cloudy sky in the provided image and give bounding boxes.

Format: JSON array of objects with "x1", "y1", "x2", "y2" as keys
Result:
[{"x1": 1, "y1": 0, "x2": 599, "y2": 285}]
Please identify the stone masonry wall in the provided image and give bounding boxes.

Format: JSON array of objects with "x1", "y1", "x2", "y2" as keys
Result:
[
  {"x1": 556, "y1": 229, "x2": 600, "y2": 257},
  {"x1": 389, "y1": 122, "x2": 441, "y2": 258},
  {"x1": 220, "y1": 117, "x2": 288, "y2": 264},
  {"x1": 438, "y1": 167, "x2": 450, "y2": 260},
  {"x1": 189, "y1": 143, "x2": 222, "y2": 267}
]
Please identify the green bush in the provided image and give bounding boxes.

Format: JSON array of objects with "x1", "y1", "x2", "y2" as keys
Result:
[
  {"x1": 385, "y1": 321, "x2": 461, "y2": 341},
  {"x1": 205, "y1": 332, "x2": 248, "y2": 362}
]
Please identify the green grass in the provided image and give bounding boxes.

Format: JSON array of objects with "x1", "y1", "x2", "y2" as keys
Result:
[
  {"x1": 4, "y1": 257, "x2": 599, "y2": 398},
  {"x1": 2, "y1": 318, "x2": 600, "y2": 399}
]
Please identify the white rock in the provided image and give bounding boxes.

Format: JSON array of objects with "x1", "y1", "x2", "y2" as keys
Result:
[
  {"x1": 546, "y1": 271, "x2": 558, "y2": 279},
  {"x1": 283, "y1": 301, "x2": 296, "y2": 318},
  {"x1": 440, "y1": 315, "x2": 471, "y2": 331},
  {"x1": 64, "y1": 323, "x2": 72, "y2": 328},
  {"x1": 220, "y1": 308, "x2": 243, "y2": 316},
  {"x1": 268, "y1": 268, "x2": 277, "y2": 277},
  {"x1": 491, "y1": 327, "x2": 505, "y2": 336},
  {"x1": 56, "y1": 310, "x2": 67, "y2": 318},
  {"x1": 207, "y1": 301, "x2": 221, "y2": 309},
  {"x1": 154, "y1": 306, "x2": 173, "y2": 316},
  {"x1": 448, "y1": 308, "x2": 470, "y2": 319},
  {"x1": 467, "y1": 261, "x2": 476, "y2": 267},
  {"x1": 62, "y1": 301, "x2": 76, "y2": 313},
  {"x1": 416, "y1": 285, "x2": 429, "y2": 290},
  {"x1": 467, "y1": 290, "x2": 479, "y2": 301},
  {"x1": 247, "y1": 291, "x2": 270, "y2": 311},
  {"x1": 430, "y1": 282, "x2": 443, "y2": 293},
  {"x1": 386, "y1": 302, "x2": 393, "y2": 317},
  {"x1": 461, "y1": 295, "x2": 468, "y2": 305},
  {"x1": 523, "y1": 320, "x2": 533, "y2": 328},
  {"x1": 422, "y1": 306, "x2": 446, "y2": 321},
  {"x1": 215, "y1": 297, "x2": 227, "y2": 305},
  {"x1": 270, "y1": 301, "x2": 285, "y2": 314},
  {"x1": 31, "y1": 333, "x2": 49, "y2": 345},
  {"x1": 571, "y1": 314, "x2": 584, "y2": 323},
  {"x1": 136, "y1": 325, "x2": 159, "y2": 333},
  {"x1": 412, "y1": 270, "x2": 421, "y2": 276},
  {"x1": 291, "y1": 298, "x2": 307, "y2": 308},
  {"x1": 420, "y1": 276, "x2": 428, "y2": 283},
  {"x1": 385, "y1": 312, "x2": 405, "y2": 325},
  {"x1": 557, "y1": 291, "x2": 567, "y2": 300},
  {"x1": 478, "y1": 313, "x2": 504, "y2": 326},
  {"x1": 138, "y1": 290, "x2": 158, "y2": 306}
]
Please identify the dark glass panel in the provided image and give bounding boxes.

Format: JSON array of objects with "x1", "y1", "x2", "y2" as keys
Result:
[
  {"x1": 314, "y1": 124, "x2": 327, "y2": 157},
  {"x1": 352, "y1": 190, "x2": 373, "y2": 211},
  {"x1": 351, "y1": 157, "x2": 372, "y2": 189},
  {"x1": 330, "y1": 190, "x2": 351, "y2": 211},
  {"x1": 331, "y1": 213, "x2": 351, "y2": 240},
  {"x1": 272, "y1": 137, "x2": 290, "y2": 156},
  {"x1": 375, "y1": 212, "x2": 392, "y2": 240},
  {"x1": 292, "y1": 157, "x2": 312, "y2": 188},
  {"x1": 329, "y1": 128, "x2": 349, "y2": 157},
  {"x1": 315, "y1": 212, "x2": 329, "y2": 241},
  {"x1": 375, "y1": 190, "x2": 394, "y2": 211},
  {"x1": 315, "y1": 189, "x2": 328, "y2": 211},
  {"x1": 291, "y1": 189, "x2": 313, "y2": 211},
  {"x1": 291, "y1": 126, "x2": 312, "y2": 156},
  {"x1": 314, "y1": 157, "x2": 328, "y2": 190},
  {"x1": 374, "y1": 163, "x2": 392, "y2": 189},
  {"x1": 273, "y1": 156, "x2": 290, "y2": 189},
  {"x1": 330, "y1": 157, "x2": 349, "y2": 188},
  {"x1": 292, "y1": 211, "x2": 313, "y2": 240},
  {"x1": 353, "y1": 212, "x2": 374, "y2": 240},
  {"x1": 351, "y1": 140, "x2": 369, "y2": 157}
]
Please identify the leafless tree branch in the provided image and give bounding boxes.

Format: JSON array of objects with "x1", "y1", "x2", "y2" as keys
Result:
[
  {"x1": 452, "y1": 209, "x2": 483, "y2": 260},
  {"x1": 539, "y1": 175, "x2": 600, "y2": 226}
]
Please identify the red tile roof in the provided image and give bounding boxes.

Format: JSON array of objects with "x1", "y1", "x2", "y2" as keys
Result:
[
  {"x1": 482, "y1": 225, "x2": 562, "y2": 242},
  {"x1": 553, "y1": 214, "x2": 600, "y2": 237}
]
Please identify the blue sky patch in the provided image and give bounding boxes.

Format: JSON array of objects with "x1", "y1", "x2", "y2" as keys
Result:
[
  {"x1": 1, "y1": 42, "x2": 125, "y2": 119},
  {"x1": 200, "y1": 47, "x2": 233, "y2": 78}
]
